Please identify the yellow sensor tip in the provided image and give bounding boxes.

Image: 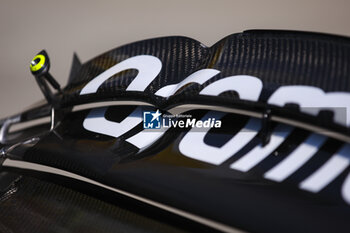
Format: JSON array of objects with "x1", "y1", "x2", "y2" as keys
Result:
[{"x1": 30, "y1": 54, "x2": 46, "y2": 72}]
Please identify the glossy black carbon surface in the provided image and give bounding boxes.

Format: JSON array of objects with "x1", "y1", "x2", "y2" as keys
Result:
[
  {"x1": 6, "y1": 108, "x2": 349, "y2": 233},
  {"x1": 59, "y1": 30, "x2": 350, "y2": 137},
  {"x1": 0, "y1": 171, "x2": 210, "y2": 233},
  {"x1": 65, "y1": 30, "x2": 350, "y2": 97},
  {"x1": 1, "y1": 31, "x2": 350, "y2": 233}
]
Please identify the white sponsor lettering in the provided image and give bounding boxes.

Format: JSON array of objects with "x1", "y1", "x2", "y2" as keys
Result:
[
  {"x1": 199, "y1": 75, "x2": 263, "y2": 101},
  {"x1": 179, "y1": 114, "x2": 261, "y2": 165},
  {"x1": 264, "y1": 134, "x2": 327, "y2": 182},
  {"x1": 300, "y1": 144, "x2": 350, "y2": 193},
  {"x1": 83, "y1": 107, "x2": 142, "y2": 138},
  {"x1": 230, "y1": 124, "x2": 293, "y2": 172},
  {"x1": 80, "y1": 55, "x2": 162, "y2": 94},
  {"x1": 78, "y1": 55, "x2": 350, "y2": 204},
  {"x1": 268, "y1": 86, "x2": 350, "y2": 127}
]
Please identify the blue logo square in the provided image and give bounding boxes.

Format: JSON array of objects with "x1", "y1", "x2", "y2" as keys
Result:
[{"x1": 143, "y1": 110, "x2": 162, "y2": 129}]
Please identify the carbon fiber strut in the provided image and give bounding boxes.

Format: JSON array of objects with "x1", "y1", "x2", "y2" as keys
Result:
[{"x1": 30, "y1": 50, "x2": 61, "y2": 108}]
